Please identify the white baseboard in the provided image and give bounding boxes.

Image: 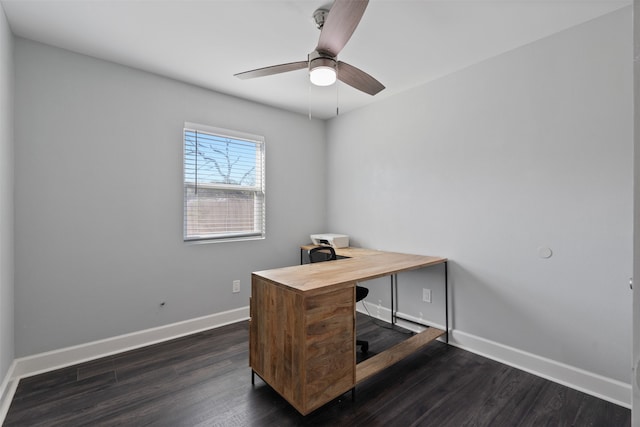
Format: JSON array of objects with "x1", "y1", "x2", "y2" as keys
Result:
[
  {"x1": 12, "y1": 306, "x2": 249, "y2": 379},
  {"x1": 0, "y1": 360, "x2": 18, "y2": 424},
  {"x1": 449, "y1": 330, "x2": 631, "y2": 409},
  {"x1": 358, "y1": 301, "x2": 445, "y2": 333},
  {"x1": 358, "y1": 302, "x2": 631, "y2": 408},
  {"x1": 0, "y1": 306, "x2": 250, "y2": 425}
]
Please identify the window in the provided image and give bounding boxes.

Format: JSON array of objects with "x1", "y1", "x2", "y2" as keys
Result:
[{"x1": 183, "y1": 123, "x2": 265, "y2": 242}]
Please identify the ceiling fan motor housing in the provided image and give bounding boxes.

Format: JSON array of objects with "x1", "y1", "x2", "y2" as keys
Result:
[{"x1": 308, "y1": 50, "x2": 337, "y2": 72}]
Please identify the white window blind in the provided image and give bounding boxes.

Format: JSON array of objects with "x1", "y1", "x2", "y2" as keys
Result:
[{"x1": 183, "y1": 123, "x2": 265, "y2": 242}]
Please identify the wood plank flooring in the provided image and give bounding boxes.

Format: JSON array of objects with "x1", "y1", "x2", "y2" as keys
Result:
[{"x1": 4, "y1": 314, "x2": 631, "y2": 426}]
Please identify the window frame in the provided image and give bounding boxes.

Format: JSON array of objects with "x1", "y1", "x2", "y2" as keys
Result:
[{"x1": 183, "y1": 122, "x2": 266, "y2": 243}]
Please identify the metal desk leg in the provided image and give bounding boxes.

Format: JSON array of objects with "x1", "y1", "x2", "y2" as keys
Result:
[
  {"x1": 390, "y1": 274, "x2": 398, "y2": 325},
  {"x1": 390, "y1": 276, "x2": 394, "y2": 325},
  {"x1": 445, "y1": 261, "x2": 449, "y2": 344}
]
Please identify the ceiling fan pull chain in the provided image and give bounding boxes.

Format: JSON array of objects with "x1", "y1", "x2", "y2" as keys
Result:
[
  {"x1": 336, "y1": 80, "x2": 339, "y2": 116},
  {"x1": 308, "y1": 84, "x2": 312, "y2": 120}
]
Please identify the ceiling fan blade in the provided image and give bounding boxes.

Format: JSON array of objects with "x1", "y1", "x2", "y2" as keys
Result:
[
  {"x1": 234, "y1": 61, "x2": 308, "y2": 80},
  {"x1": 316, "y1": 0, "x2": 369, "y2": 57},
  {"x1": 337, "y1": 61, "x2": 384, "y2": 96}
]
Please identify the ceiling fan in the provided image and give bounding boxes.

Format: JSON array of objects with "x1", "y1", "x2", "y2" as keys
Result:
[{"x1": 234, "y1": 0, "x2": 384, "y2": 96}]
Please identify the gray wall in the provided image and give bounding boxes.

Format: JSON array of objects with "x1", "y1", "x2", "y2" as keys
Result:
[
  {"x1": 0, "y1": 4, "x2": 14, "y2": 381},
  {"x1": 326, "y1": 7, "x2": 633, "y2": 384},
  {"x1": 634, "y1": 0, "x2": 639, "y2": 422},
  {"x1": 13, "y1": 38, "x2": 326, "y2": 357}
]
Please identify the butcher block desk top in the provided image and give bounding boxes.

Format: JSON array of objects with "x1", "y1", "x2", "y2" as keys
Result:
[{"x1": 254, "y1": 248, "x2": 447, "y2": 294}]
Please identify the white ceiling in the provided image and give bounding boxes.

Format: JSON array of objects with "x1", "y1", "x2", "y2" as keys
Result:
[{"x1": 1, "y1": 0, "x2": 631, "y2": 119}]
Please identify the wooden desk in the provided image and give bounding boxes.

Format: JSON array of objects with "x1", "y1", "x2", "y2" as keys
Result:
[{"x1": 250, "y1": 248, "x2": 448, "y2": 415}]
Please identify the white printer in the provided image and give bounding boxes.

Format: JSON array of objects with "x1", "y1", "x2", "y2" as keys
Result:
[{"x1": 310, "y1": 233, "x2": 349, "y2": 249}]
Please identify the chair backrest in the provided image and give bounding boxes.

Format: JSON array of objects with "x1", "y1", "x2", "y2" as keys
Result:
[
  {"x1": 309, "y1": 245, "x2": 368, "y2": 303},
  {"x1": 308, "y1": 246, "x2": 337, "y2": 263}
]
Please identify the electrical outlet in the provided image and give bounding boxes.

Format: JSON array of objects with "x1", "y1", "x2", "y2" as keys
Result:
[
  {"x1": 232, "y1": 280, "x2": 240, "y2": 293},
  {"x1": 422, "y1": 288, "x2": 431, "y2": 303}
]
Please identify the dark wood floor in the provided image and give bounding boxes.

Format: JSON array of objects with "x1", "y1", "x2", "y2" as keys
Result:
[{"x1": 4, "y1": 314, "x2": 631, "y2": 426}]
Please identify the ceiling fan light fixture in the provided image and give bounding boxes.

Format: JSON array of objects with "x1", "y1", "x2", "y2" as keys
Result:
[
  {"x1": 310, "y1": 65, "x2": 337, "y2": 86},
  {"x1": 309, "y1": 54, "x2": 337, "y2": 86}
]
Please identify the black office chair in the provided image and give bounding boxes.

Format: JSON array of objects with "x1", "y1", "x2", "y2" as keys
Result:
[{"x1": 308, "y1": 246, "x2": 369, "y2": 353}]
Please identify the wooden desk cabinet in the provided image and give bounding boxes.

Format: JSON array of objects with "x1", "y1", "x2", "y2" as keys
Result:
[
  {"x1": 250, "y1": 276, "x2": 355, "y2": 414},
  {"x1": 250, "y1": 249, "x2": 447, "y2": 415}
]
